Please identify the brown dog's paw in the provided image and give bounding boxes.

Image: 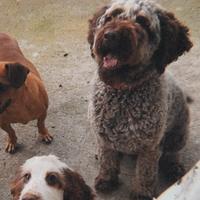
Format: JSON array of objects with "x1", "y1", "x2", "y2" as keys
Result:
[
  {"x1": 5, "y1": 142, "x2": 16, "y2": 154},
  {"x1": 95, "y1": 175, "x2": 119, "y2": 193},
  {"x1": 130, "y1": 192, "x2": 152, "y2": 200},
  {"x1": 41, "y1": 134, "x2": 53, "y2": 144}
]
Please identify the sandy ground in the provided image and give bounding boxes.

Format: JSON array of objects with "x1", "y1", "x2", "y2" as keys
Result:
[{"x1": 0, "y1": 0, "x2": 199, "y2": 199}]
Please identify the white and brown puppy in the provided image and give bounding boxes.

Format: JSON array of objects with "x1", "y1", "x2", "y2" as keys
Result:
[
  {"x1": 10, "y1": 155, "x2": 95, "y2": 200},
  {"x1": 0, "y1": 33, "x2": 52, "y2": 153}
]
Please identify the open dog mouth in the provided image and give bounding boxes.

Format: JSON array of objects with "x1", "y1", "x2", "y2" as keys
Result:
[{"x1": 103, "y1": 54, "x2": 118, "y2": 69}]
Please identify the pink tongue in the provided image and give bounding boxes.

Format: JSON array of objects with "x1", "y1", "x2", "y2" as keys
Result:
[{"x1": 103, "y1": 55, "x2": 118, "y2": 68}]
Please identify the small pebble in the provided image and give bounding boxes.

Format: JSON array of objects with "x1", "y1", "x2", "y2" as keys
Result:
[{"x1": 63, "y1": 53, "x2": 68, "y2": 57}]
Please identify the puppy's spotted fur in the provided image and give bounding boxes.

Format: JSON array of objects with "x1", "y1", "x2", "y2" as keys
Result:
[{"x1": 88, "y1": 0, "x2": 193, "y2": 199}]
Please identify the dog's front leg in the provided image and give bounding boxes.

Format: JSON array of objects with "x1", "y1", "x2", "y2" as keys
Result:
[
  {"x1": 130, "y1": 149, "x2": 161, "y2": 200},
  {"x1": 95, "y1": 147, "x2": 121, "y2": 193},
  {"x1": 2, "y1": 123, "x2": 17, "y2": 153}
]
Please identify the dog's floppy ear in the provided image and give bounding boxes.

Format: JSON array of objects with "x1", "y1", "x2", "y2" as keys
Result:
[
  {"x1": 88, "y1": 6, "x2": 108, "y2": 57},
  {"x1": 10, "y1": 169, "x2": 24, "y2": 200},
  {"x1": 63, "y1": 169, "x2": 95, "y2": 200},
  {"x1": 153, "y1": 10, "x2": 193, "y2": 73},
  {"x1": 5, "y1": 63, "x2": 30, "y2": 88}
]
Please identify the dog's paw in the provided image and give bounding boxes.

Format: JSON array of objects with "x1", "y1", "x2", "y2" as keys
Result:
[
  {"x1": 5, "y1": 142, "x2": 16, "y2": 154},
  {"x1": 130, "y1": 192, "x2": 152, "y2": 200},
  {"x1": 160, "y1": 158, "x2": 186, "y2": 183},
  {"x1": 95, "y1": 175, "x2": 119, "y2": 193},
  {"x1": 164, "y1": 162, "x2": 186, "y2": 182},
  {"x1": 41, "y1": 133, "x2": 53, "y2": 144}
]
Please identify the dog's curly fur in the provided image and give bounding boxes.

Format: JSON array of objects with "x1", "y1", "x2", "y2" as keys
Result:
[{"x1": 88, "y1": 0, "x2": 193, "y2": 199}]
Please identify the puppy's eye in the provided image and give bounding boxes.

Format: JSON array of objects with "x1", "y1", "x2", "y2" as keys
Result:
[
  {"x1": 24, "y1": 173, "x2": 31, "y2": 183},
  {"x1": 46, "y1": 173, "x2": 59, "y2": 186},
  {"x1": 135, "y1": 15, "x2": 150, "y2": 28}
]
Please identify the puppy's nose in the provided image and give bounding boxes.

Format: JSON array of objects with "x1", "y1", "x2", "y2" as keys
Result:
[
  {"x1": 104, "y1": 31, "x2": 118, "y2": 40},
  {"x1": 22, "y1": 193, "x2": 39, "y2": 200}
]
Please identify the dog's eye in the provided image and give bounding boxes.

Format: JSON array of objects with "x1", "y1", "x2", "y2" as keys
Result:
[
  {"x1": 105, "y1": 15, "x2": 112, "y2": 23},
  {"x1": 135, "y1": 15, "x2": 150, "y2": 28},
  {"x1": 24, "y1": 173, "x2": 31, "y2": 183},
  {"x1": 46, "y1": 173, "x2": 60, "y2": 186}
]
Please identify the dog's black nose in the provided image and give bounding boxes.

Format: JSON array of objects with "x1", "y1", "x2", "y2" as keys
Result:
[
  {"x1": 22, "y1": 193, "x2": 39, "y2": 200},
  {"x1": 104, "y1": 31, "x2": 118, "y2": 41}
]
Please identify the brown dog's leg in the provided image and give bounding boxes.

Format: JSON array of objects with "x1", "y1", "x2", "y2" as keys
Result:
[
  {"x1": 95, "y1": 148, "x2": 121, "y2": 193},
  {"x1": 130, "y1": 150, "x2": 161, "y2": 200},
  {"x1": 37, "y1": 113, "x2": 53, "y2": 143},
  {"x1": 159, "y1": 105, "x2": 189, "y2": 183},
  {"x1": 2, "y1": 124, "x2": 17, "y2": 153}
]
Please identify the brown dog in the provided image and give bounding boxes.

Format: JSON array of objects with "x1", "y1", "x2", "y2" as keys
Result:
[
  {"x1": 0, "y1": 33, "x2": 53, "y2": 153},
  {"x1": 88, "y1": 0, "x2": 192, "y2": 199}
]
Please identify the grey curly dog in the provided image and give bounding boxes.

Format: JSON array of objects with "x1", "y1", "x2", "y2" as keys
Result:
[{"x1": 87, "y1": 0, "x2": 193, "y2": 199}]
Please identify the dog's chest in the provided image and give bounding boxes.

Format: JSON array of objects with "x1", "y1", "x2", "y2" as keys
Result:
[{"x1": 92, "y1": 81, "x2": 165, "y2": 153}]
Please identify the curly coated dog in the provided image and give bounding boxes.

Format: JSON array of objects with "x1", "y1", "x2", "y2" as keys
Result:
[{"x1": 87, "y1": 0, "x2": 193, "y2": 199}]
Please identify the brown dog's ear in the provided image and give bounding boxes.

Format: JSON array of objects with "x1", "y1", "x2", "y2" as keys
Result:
[
  {"x1": 88, "y1": 6, "x2": 108, "y2": 57},
  {"x1": 63, "y1": 169, "x2": 95, "y2": 200},
  {"x1": 10, "y1": 169, "x2": 24, "y2": 200},
  {"x1": 153, "y1": 10, "x2": 193, "y2": 73},
  {"x1": 5, "y1": 63, "x2": 30, "y2": 88}
]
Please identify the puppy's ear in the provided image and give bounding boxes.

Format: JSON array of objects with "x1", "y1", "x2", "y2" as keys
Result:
[
  {"x1": 87, "y1": 6, "x2": 108, "y2": 57},
  {"x1": 63, "y1": 169, "x2": 95, "y2": 200},
  {"x1": 5, "y1": 63, "x2": 30, "y2": 88},
  {"x1": 10, "y1": 169, "x2": 24, "y2": 200},
  {"x1": 153, "y1": 10, "x2": 193, "y2": 73}
]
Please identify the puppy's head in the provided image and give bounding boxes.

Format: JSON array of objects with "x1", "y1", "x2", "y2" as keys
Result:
[
  {"x1": 0, "y1": 62, "x2": 29, "y2": 113},
  {"x1": 10, "y1": 155, "x2": 94, "y2": 200},
  {"x1": 88, "y1": 0, "x2": 192, "y2": 88}
]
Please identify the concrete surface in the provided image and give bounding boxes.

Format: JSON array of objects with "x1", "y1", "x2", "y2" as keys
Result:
[{"x1": 0, "y1": 0, "x2": 199, "y2": 199}]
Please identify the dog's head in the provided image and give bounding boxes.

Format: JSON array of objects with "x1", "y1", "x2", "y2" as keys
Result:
[
  {"x1": 0, "y1": 62, "x2": 29, "y2": 113},
  {"x1": 10, "y1": 155, "x2": 94, "y2": 200},
  {"x1": 88, "y1": 0, "x2": 192, "y2": 88}
]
